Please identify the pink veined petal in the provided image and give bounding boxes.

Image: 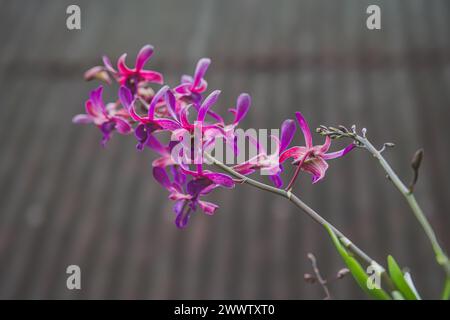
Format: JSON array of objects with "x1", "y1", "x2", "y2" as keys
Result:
[
  {"x1": 152, "y1": 167, "x2": 171, "y2": 189},
  {"x1": 89, "y1": 86, "x2": 105, "y2": 114},
  {"x1": 193, "y1": 58, "x2": 211, "y2": 88},
  {"x1": 301, "y1": 157, "x2": 329, "y2": 184},
  {"x1": 152, "y1": 156, "x2": 174, "y2": 168},
  {"x1": 322, "y1": 143, "x2": 356, "y2": 160},
  {"x1": 180, "y1": 105, "x2": 194, "y2": 130},
  {"x1": 85, "y1": 100, "x2": 100, "y2": 118},
  {"x1": 118, "y1": 86, "x2": 133, "y2": 110},
  {"x1": 233, "y1": 162, "x2": 256, "y2": 175},
  {"x1": 197, "y1": 90, "x2": 221, "y2": 122},
  {"x1": 135, "y1": 45, "x2": 154, "y2": 71},
  {"x1": 112, "y1": 117, "x2": 132, "y2": 134},
  {"x1": 117, "y1": 53, "x2": 133, "y2": 75},
  {"x1": 318, "y1": 136, "x2": 331, "y2": 154},
  {"x1": 179, "y1": 165, "x2": 199, "y2": 178},
  {"x1": 279, "y1": 146, "x2": 308, "y2": 164},
  {"x1": 295, "y1": 111, "x2": 313, "y2": 149},
  {"x1": 72, "y1": 114, "x2": 93, "y2": 124},
  {"x1": 198, "y1": 200, "x2": 218, "y2": 215},
  {"x1": 164, "y1": 90, "x2": 179, "y2": 121},
  {"x1": 168, "y1": 189, "x2": 191, "y2": 201},
  {"x1": 280, "y1": 119, "x2": 296, "y2": 152},
  {"x1": 124, "y1": 99, "x2": 146, "y2": 123},
  {"x1": 181, "y1": 75, "x2": 194, "y2": 84},
  {"x1": 234, "y1": 93, "x2": 251, "y2": 124},
  {"x1": 203, "y1": 172, "x2": 235, "y2": 188},
  {"x1": 139, "y1": 70, "x2": 164, "y2": 84},
  {"x1": 174, "y1": 83, "x2": 192, "y2": 95},
  {"x1": 195, "y1": 79, "x2": 208, "y2": 93},
  {"x1": 269, "y1": 174, "x2": 283, "y2": 188},
  {"x1": 148, "y1": 85, "x2": 169, "y2": 120},
  {"x1": 146, "y1": 133, "x2": 167, "y2": 156},
  {"x1": 155, "y1": 119, "x2": 182, "y2": 131},
  {"x1": 102, "y1": 55, "x2": 116, "y2": 73}
]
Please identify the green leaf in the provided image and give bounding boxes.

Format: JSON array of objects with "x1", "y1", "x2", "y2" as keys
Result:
[
  {"x1": 391, "y1": 290, "x2": 405, "y2": 300},
  {"x1": 387, "y1": 255, "x2": 418, "y2": 300},
  {"x1": 324, "y1": 225, "x2": 391, "y2": 300}
]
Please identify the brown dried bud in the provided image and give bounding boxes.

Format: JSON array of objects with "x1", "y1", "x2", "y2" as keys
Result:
[
  {"x1": 411, "y1": 148, "x2": 424, "y2": 171},
  {"x1": 304, "y1": 273, "x2": 317, "y2": 284},
  {"x1": 336, "y1": 268, "x2": 350, "y2": 279}
]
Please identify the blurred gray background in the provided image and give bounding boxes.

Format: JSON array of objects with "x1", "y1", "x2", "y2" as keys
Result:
[{"x1": 0, "y1": 0, "x2": 449, "y2": 299}]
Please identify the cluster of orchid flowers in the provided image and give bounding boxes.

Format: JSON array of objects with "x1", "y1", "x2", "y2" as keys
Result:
[{"x1": 73, "y1": 44, "x2": 355, "y2": 228}]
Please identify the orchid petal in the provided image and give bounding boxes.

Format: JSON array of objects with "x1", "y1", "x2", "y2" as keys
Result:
[
  {"x1": 203, "y1": 172, "x2": 235, "y2": 188},
  {"x1": 112, "y1": 117, "x2": 132, "y2": 134},
  {"x1": 295, "y1": 111, "x2": 313, "y2": 149},
  {"x1": 322, "y1": 143, "x2": 356, "y2": 160},
  {"x1": 198, "y1": 200, "x2": 218, "y2": 215},
  {"x1": 148, "y1": 85, "x2": 169, "y2": 119},
  {"x1": 72, "y1": 114, "x2": 93, "y2": 124},
  {"x1": 171, "y1": 165, "x2": 186, "y2": 185},
  {"x1": 318, "y1": 136, "x2": 331, "y2": 153},
  {"x1": 193, "y1": 58, "x2": 211, "y2": 89},
  {"x1": 117, "y1": 53, "x2": 133, "y2": 75},
  {"x1": 174, "y1": 83, "x2": 192, "y2": 95},
  {"x1": 153, "y1": 167, "x2": 171, "y2": 189},
  {"x1": 139, "y1": 70, "x2": 164, "y2": 84},
  {"x1": 135, "y1": 45, "x2": 154, "y2": 70},
  {"x1": 164, "y1": 90, "x2": 179, "y2": 121},
  {"x1": 175, "y1": 206, "x2": 191, "y2": 229},
  {"x1": 146, "y1": 133, "x2": 167, "y2": 155},
  {"x1": 280, "y1": 119, "x2": 296, "y2": 152},
  {"x1": 181, "y1": 75, "x2": 194, "y2": 84},
  {"x1": 155, "y1": 118, "x2": 182, "y2": 131},
  {"x1": 118, "y1": 86, "x2": 133, "y2": 110},
  {"x1": 234, "y1": 93, "x2": 251, "y2": 124},
  {"x1": 302, "y1": 157, "x2": 329, "y2": 183},
  {"x1": 198, "y1": 90, "x2": 221, "y2": 122},
  {"x1": 102, "y1": 55, "x2": 116, "y2": 73},
  {"x1": 279, "y1": 146, "x2": 308, "y2": 164},
  {"x1": 269, "y1": 174, "x2": 283, "y2": 188}
]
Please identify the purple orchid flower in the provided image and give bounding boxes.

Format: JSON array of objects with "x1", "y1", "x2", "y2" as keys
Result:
[
  {"x1": 153, "y1": 167, "x2": 220, "y2": 228},
  {"x1": 232, "y1": 119, "x2": 296, "y2": 188},
  {"x1": 119, "y1": 85, "x2": 181, "y2": 150},
  {"x1": 72, "y1": 86, "x2": 132, "y2": 146},
  {"x1": 280, "y1": 112, "x2": 355, "y2": 184},
  {"x1": 103, "y1": 45, "x2": 163, "y2": 94},
  {"x1": 174, "y1": 58, "x2": 210, "y2": 102}
]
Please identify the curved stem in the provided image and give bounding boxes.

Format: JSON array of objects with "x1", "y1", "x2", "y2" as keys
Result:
[
  {"x1": 354, "y1": 135, "x2": 450, "y2": 291},
  {"x1": 358, "y1": 137, "x2": 450, "y2": 270},
  {"x1": 204, "y1": 152, "x2": 379, "y2": 270}
]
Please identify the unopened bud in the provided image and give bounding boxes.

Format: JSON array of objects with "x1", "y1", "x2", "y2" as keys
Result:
[
  {"x1": 411, "y1": 148, "x2": 424, "y2": 171},
  {"x1": 84, "y1": 66, "x2": 111, "y2": 84},
  {"x1": 304, "y1": 273, "x2": 316, "y2": 284}
]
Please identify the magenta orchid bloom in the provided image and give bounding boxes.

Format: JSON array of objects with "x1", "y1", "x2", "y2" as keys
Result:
[
  {"x1": 72, "y1": 86, "x2": 132, "y2": 146},
  {"x1": 119, "y1": 85, "x2": 181, "y2": 150},
  {"x1": 233, "y1": 119, "x2": 296, "y2": 187},
  {"x1": 153, "y1": 167, "x2": 221, "y2": 228},
  {"x1": 175, "y1": 58, "x2": 210, "y2": 103},
  {"x1": 280, "y1": 112, "x2": 355, "y2": 183},
  {"x1": 103, "y1": 45, "x2": 163, "y2": 94}
]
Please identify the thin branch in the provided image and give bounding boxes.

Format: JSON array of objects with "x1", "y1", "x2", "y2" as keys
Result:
[{"x1": 307, "y1": 253, "x2": 331, "y2": 299}]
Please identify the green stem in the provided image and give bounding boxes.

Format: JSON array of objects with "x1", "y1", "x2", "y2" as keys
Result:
[
  {"x1": 354, "y1": 135, "x2": 450, "y2": 294},
  {"x1": 442, "y1": 277, "x2": 450, "y2": 300},
  {"x1": 204, "y1": 152, "x2": 384, "y2": 273}
]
